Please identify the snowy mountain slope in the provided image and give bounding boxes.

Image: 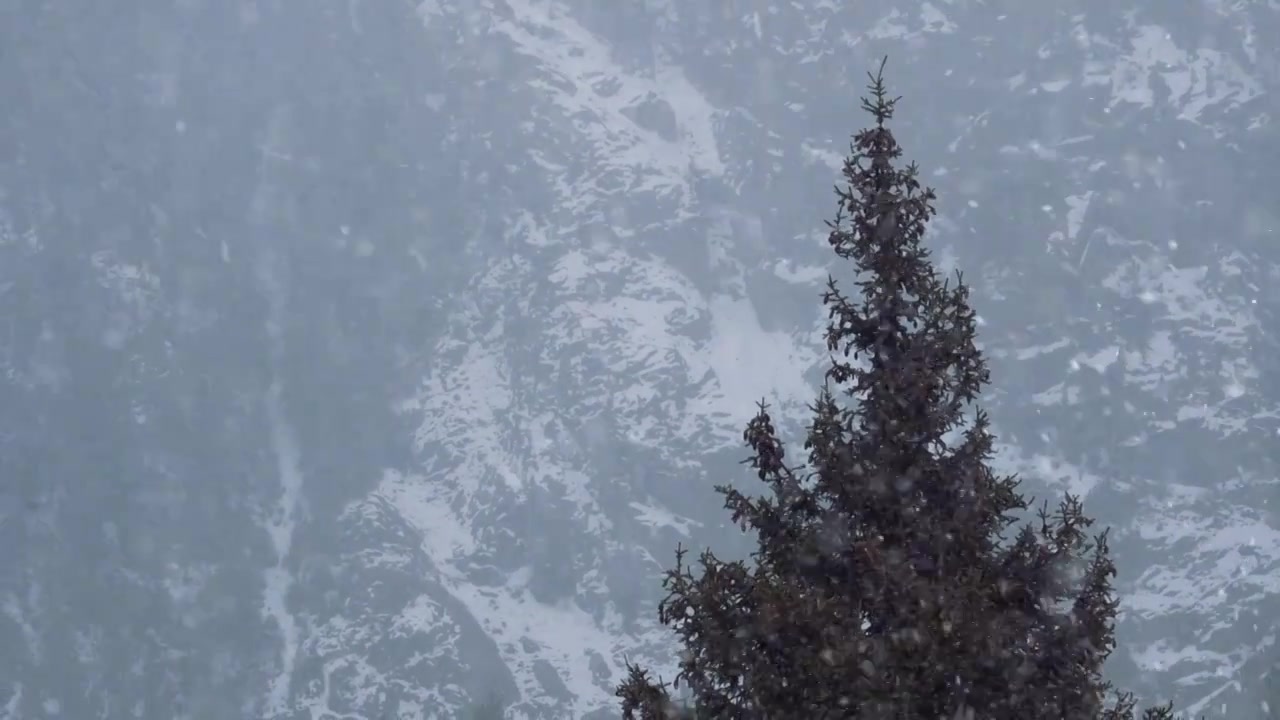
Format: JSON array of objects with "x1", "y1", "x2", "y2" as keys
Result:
[
  {"x1": 381, "y1": 2, "x2": 1278, "y2": 716},
  {"x1": 0, "y1": 0, "x2": 1275, "y2": 718}
]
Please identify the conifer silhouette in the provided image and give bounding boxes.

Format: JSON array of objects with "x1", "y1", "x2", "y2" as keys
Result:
[{"x1": 616, "y1": 59, "x2": 1178, "y2": 720}]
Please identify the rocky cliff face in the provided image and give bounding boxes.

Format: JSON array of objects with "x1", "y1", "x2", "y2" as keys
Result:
[{"x1": 0, "y1": 1, "x2": 1275, "y2": 718}]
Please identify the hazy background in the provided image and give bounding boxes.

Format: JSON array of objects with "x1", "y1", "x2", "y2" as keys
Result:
[{"x1": 0, "y1": 1, "x2": 1276, "y2": 718}]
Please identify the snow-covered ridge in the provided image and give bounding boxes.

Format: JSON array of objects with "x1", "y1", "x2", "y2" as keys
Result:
[
  {"x1": 1, "y1": 0, "x2": 1272, "y2": 718},
  {"x1": 366, "y1": 1, "x2": 1276, "y2": 716}
]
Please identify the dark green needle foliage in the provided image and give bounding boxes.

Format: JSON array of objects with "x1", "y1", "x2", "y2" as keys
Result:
[{"x1": 616, "y1": 60, "x2": 1180, "y2": 720}]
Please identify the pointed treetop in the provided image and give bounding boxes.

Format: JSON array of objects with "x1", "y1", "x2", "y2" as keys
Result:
[{"x1": 861, "y1": 56, "x2": 901, "y2": 128}]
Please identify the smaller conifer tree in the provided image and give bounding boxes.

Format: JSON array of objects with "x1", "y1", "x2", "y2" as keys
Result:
[{"x1": 616, "y1": 60, "x2": 1178, "y2": 720}]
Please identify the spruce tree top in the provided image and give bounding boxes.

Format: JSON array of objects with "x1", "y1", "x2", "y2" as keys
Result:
[{"x1": 616, "y1": 60, "x2": 1177, "y2": 720}]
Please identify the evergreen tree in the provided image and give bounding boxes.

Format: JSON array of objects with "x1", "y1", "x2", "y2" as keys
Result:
[
  {"x1": 465, "y1": 692, "x2": 507, "y2": 720},
  {"x1": 616, "y1": 60, "x2": 1178, "y2": 720}
]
